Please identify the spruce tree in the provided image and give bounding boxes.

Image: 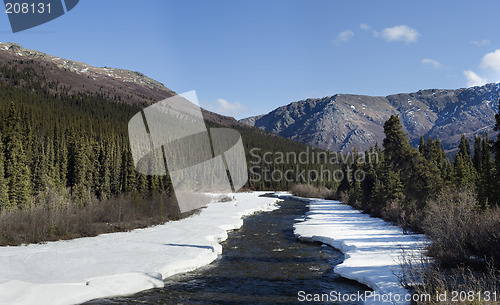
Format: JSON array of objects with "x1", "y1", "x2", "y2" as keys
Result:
[
  {"x1": 385, "y1": 170, "x2": 405, "y2": 203},
  {"x1": 382, "y1": 115, "x2": 442, "y2": 206},
  {"x1": 458, "y1": 135, "x2": 471, "y2": 158},
  {"x1": 45, "y1": 137, "x2": 58, "y2": 188},
  {"x1": 360, "y1": 147, "x2": 377, "y2": 205},
  {"x1": 452, "y1": 135, "x2": 476, "y2": 188},
  {"x1": 4, "y1": 103, "x2": 32, "y2": 209},
  {"x1": 478, "y1": 134, "x2": 496, "y2": 206},
  {"x1": 419, "y1": 136, "x2": 425, "y2": 155},
  {"x1": 0, "y1": 133, "x2": 10, "y2": 209},
  {"x1": 97, "y1": 144, "x2": 111, "y2": 199},
  {"x1": 32, "y1": 144, "x2": 49, "y2": 194},
  {"x1": 473, "y1": 136, "x2": 483, "y2": 170},
  {"x1": 453, "y1": 153, "x2": 476, "y2": 189},
  {"x1": 121, "y1": 149, "x2": 136, "y2": 193},
  {"x1": 67, "y1": 134, "x2": 89, "y2": 202},
  {"x1": 382, "y1": 115, "x2": 412, "y2": 166},
  {"x1": 370, "y1": 177, "x2": 386, "y2": 211}
]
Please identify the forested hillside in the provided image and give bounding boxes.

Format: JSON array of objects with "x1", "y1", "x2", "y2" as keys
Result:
[
  {"x1": 0, "y1": 62, "x2": 165, "y2": 208},
  {"x1": 0, "y1": 57, "x2": 345, "y2": 245}
]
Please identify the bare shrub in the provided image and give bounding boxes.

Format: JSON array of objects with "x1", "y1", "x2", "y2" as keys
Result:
[
  {"x1": 339, "y1": 191, "x2": 350, "y2": 205},
  {"x1": 382, "y1": 199, "x2": 408, "y2": 229},
  {"x1": 399, "y1": 250, "x2": 500, "y2": 305},
  {"x1": 469, "y1": 207, "x2": 500, "y2": 263},
  {"x1": 291, "y1": 184, "x2": 336, "y2": 200},
  {"x1": 0, "y1": 187, "x2": 180, "y2": 246},
  {"x1": 423, "y1": 188, "x2": 479, "y2": 263}
]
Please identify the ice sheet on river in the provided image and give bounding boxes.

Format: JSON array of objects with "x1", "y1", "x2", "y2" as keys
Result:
[{"x1": 287, "y1": 194, "x2": 427, "y2": 305}]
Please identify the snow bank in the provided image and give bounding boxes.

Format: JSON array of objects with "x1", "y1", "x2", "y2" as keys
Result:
[
  {"x1": 284, "y1": 194, "x2": 427, "y2": 305},
  {"x1": 0, "y1": 192, "x2": 279, "y2": 305}
]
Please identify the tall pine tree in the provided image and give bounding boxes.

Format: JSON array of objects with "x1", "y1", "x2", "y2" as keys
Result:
[
  {"x1": 452, "y1": 135, "x2": 476, "y2": 188},
  {"x1": 0, "y1": 133, "x2": 10, "y2": 209},
  {"x1": 4, "y1": 103, "x2": 32, "y2": 209}
]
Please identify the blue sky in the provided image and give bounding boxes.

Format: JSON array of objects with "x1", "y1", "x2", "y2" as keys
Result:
[{"x1": 1, "y1": 1, "x2": 500, "y2": 119}]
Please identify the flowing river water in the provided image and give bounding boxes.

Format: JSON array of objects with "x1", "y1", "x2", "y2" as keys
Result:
[{"x1": 84, "y1": 198, "x2": 370, "y2": 304}]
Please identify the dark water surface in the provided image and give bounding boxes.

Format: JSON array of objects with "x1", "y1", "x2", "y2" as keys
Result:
[{"x1": 84, "y1": 198, "x2": 370, "y2": 305}]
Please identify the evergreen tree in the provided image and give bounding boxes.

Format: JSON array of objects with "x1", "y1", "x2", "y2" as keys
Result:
[
  {"x1": 458, "y1": 135, "x2": 472, "y2": 158},
  {"x1": 121, "y1": 150, "x2": 136, "y2": 193},
  {"x1": 474, "y1": 136, "x2": 483, "y2": 170},
  {"x1": 431, "y1": 138, "x2": 452, "y2": 181},
  {"x1": 110, "y1": 142, "x2": 122, "y2": 195},
  {"x1": 477, "y1": 134, "x2": 496, "y2": 206},
  {"x1": 385, "y1": 169, "x2": 405, "y2": 203},
  {"x1": 337, "y1": 164, "x2": 352, "y2": 195},
  {"x1": 137, "y1": 173, "x2": 148, "y2": 194},
  {"x1": 382, "y1": 115, "x2": 443, "y2": 205},
  {"x1": 96, "y1": 144, "x2": 111, "y2": 199},
  {"x1": 370, "y1": 177, "x2": 386, "y2": 211},
  {"x1": 360, "y1": 147, "x2": 377, "y2": 206},
  {"x1": 419, "y1": 136, "x2": 425, "y2": 155},
  {"x1": 382, "y1": 115, "x2": 413, "y2": 166},
  {"x1": 67, "y1": 134, "x2": 90, "y2": 202},
  {"x1": 452, "y1": 135, "x2": 476, "y2": 188},
  {"x1": 32, "y1": 143, "x2": 49, "y2": 193},
  {"x1": 45, "y1": 137, "x2": 58, "y2": 188},
  {"x1": 4, "y1": 103, "x2": 32, "y2": 208},
  {"x1": 453, "y1": 152, "x2": 476, "y2": 189},
  {"x1": 0, "y1": 133, "x2": 10, "y2": 209}
]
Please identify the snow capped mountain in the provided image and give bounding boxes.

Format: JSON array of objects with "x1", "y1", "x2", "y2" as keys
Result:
[{"x1": 241, "y1": 84, "x2": 500, "y2": 153}]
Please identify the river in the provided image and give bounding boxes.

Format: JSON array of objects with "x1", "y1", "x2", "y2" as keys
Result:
[{"x1": 84, "y1": 197, "x2": 370, "y2": 304}]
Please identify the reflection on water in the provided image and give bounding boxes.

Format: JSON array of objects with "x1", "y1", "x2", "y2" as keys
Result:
[{"x1": 84, "y1": 198, "x2": 370, "y2": 305}]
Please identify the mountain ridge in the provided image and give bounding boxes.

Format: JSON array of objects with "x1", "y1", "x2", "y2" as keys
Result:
[
  {"x1": 0, "y1": 42, "x2": 178, "y2": 106},
  {"x1": 240, "y1": 84, "x2": 500, "y2": 153},
  {"x1": 0, "y1": 42, "x2": 261, "y2": 130}
]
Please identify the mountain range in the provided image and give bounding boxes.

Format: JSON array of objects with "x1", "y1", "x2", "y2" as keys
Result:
[
  {"x1": 241, "y1": 84, "x2": 500, "y2": 153},
  {"x1": 3, "y1": 42, "x2": 499, "y2": 155}
]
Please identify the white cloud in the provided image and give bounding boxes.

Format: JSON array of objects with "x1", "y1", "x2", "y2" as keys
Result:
[
  {"x1": 337, "y1": 30, "x2": 354, "y2": 42},
  {"x1": 464, "y1": 70, "x2": 488, "y2": 87},
  {"x1": 380, "y1": 25, "x2": 420, "y2": 43},
  {"x1": 480, "y1": 49, "x2": 500, "y2": 72},
  {"x1": 359, "y1": 23, "x2": 371, "y2": 31},
  {"x1": 421, "y1": 58, "x2": 442, "y2": 69},
  {"x1": 470, "y1": 39, "x2": 490, "y2": 46},
  {"x1": 204, "y1": 98, "x2": 247, "y2": 117}
]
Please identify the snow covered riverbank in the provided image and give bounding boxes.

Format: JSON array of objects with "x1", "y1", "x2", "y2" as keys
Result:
[
  {"x1": 0, "y1": 192, "x2": 279, "y2": 305},
  {"x1": 287, "y1": 194, "x2": 427, "y2": 305}
]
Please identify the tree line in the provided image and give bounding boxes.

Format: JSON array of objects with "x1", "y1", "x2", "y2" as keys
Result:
[
  {"x1": 0, "y1": 59, "x2": 338, "y2": 213},
  {"x1": 0, "y1": 62, "x2": 174, "y2": 211}
]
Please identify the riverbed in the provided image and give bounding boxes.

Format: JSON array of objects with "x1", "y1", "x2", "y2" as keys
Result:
[{"x1": 85, "y1": 198, "x2": 370, "y2": 304}]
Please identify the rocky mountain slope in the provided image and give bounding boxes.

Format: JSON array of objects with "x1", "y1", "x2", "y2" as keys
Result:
[
  {"x1": 0, "y1": 42, "x2": 255, "y2": 129},
  {"x1": 241, "y1": 84, "x2": 500, "y2": 153},
  {"x1": 0, "y1": 42, "x2": 176, "y2": 105}
]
